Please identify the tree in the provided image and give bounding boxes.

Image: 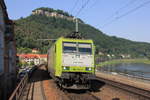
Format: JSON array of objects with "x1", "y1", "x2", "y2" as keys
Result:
[
  {"x1": 30, "y1": 61, "x2": 35, "y2": 66},
  {"x1": 14, "y1": 7, "x2": 150, "y2": 58}
]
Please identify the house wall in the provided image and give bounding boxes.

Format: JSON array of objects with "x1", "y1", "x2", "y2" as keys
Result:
[
  {"x1": 40, "y1": 58, "x2": 47, "y2": 64},
  {"x1": 0, "y1": 1, "x2": 17, "y2": 100},
  {"x1": 0, "y1": 3, "x2": 5, "y2": 99},
  {"x1": 18, "y1": 54, "x2": 47, "y2": 65},
  {"x1": 8, "y1": 41, "x2": 16, "y2": 73},
  {"x1": 0, "y1": 3, "x2": 5, "y2": 74}
]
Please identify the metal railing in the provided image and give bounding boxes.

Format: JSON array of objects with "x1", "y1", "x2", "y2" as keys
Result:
[{"x1": 8, "y1": 74, "x2": 28, "y2": 100}]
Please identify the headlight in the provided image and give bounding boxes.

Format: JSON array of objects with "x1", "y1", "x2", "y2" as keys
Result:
[
  {"x1": 89, "y1": 67, "x2": 92, "y2": 71},
  {"x1": 63, "y1": 66, "x2": 66, "y2": 70},
  {"x1": 86, "y1": 67, "x2": 92, "y2": 71},
  {"x1": 63, "y1": 66, "x2": 69, "y2": 70}
]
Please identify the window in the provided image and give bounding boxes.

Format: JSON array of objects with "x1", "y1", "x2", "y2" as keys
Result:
[
  {"x1": 63, "y1": 42, "x2": 92, "y2": 54},
  {"x1": 63, "y1": 42, "x2": 77, "y2": 53},
  {"x1": 78, "y1": 43, "x2": 92, "y2": 54}
]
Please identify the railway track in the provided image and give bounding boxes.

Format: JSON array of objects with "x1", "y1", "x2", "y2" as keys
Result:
[
  {"x1": 63, "y1": 90, "x2": 101, "y2": 100},
  {"x1": 40, "y1": 78, "x2": 47, "y2": 100},
  {"x1": 106, "y1": 79, "x2": 150, "y2": 99},
  {"x1": 20, "y1": 65, "x2": 47, "y2": 100},
  {"x1": 19, "y1": 65, "x2": 150, "y2": 100},
  {"x1": 96, "y1": 72, "x2": 150, "y2": 99},
  {"x1": 47, "y1": 77, "x2": 101, "y2": 100}
]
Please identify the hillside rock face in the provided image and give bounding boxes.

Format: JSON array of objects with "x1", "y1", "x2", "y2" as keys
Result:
[
  {"x1": 32, "y1": 7, "x2": 83, "y2": 23},
  {"x1": 32, "y1": 9, "x2": 75, "y2": 22},
  {"x1": 14, "y1": 7, "x2": 150, "y2": 58}
]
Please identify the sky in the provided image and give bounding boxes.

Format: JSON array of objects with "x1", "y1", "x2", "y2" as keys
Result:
[{"x1": 5, "y1": 0, "x2": 150, "y2": 43}]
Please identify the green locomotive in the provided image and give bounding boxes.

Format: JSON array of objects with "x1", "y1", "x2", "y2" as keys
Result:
[{"x1": 47, "y1": 37, "x2": 95, "y2": 89}]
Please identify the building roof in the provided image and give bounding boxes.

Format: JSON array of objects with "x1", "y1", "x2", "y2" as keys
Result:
[
  {"x1": 39, "y1": 54, "x2": 47, "y2": 58},
  {"x1": 17, "y1": 54, "x2": 47, "y2": 59}
]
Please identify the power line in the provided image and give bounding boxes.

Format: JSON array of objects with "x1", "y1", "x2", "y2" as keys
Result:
[
  {"x1": 75, "y1": 0, "x2": 90, "y2": 17},
  {"x1": 88, "y1": 0, "x2": 98, "y2": 9},
  {"x1": 100, "y1": 0, "x2": 150, "y2": 28},
  {"x1": 116, "y1": 0, "x2": 140, "y2": 14},
  {"x1": 103, "y1": 0, "x2": 139, "y2": 24},
  {"x1": 79, "y1": 0, "x2": 99, "y2": 16},
  {"x1": 70, "y1": 0, "x2": 79, "y2": 14},
  {"x1": 76, "y1": 0, "x2": 99, "y2": 26}
]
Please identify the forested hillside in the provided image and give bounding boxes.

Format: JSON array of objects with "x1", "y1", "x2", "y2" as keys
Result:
[{"x1": 14, "y1": 7, "x2": 150, "y2": 58}]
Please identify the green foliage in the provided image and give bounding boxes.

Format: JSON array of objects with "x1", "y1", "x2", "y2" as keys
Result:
[
  {"x1": 14, "y1": 8, "x2": 150, "y2": 58},
  {"x1": 24, "y1": 62, "x2": 29, "y2": 66},
  {"x1": 17, "y1": 61, "x2": 23, "y2": 67},
  {"x1": 96, "y1": 59, "x2": 150, "y2": 67},
  {"x1": 30, "y1": 61, "x2": 35, "y2": 65},
  {"x1": 17, "y1": 47, "x2": 32, "y2": 54}
]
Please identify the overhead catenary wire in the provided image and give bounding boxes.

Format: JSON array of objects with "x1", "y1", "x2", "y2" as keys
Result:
[
  {"x1": 79, "y1": 0, "x2": 99, "y2": 17},
  {"x1": 71, "y1": 0, "x2": 91, "y2": 33},
  {"x1": 115, "y1": 0, "x2": 140, "y2": 15},
  {"x1": 98, "y1": 0, "x2": 139, "y2": 27},
  {"x1": 100, "y1": 0, "x2": 150, "y2": 28},
  {"x1": 70, "y1": 0, "x2": 79, "y2": 14},
  {"x1": 75, "y1": 0, "x2": 91, "y2": 17},
  {"x1": 87, "y1": 0, "x2": 98, "y2": 10}
]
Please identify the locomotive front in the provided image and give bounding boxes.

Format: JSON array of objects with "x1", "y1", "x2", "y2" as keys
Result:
[{"x1": 60, "y1": 39, "x2": 95, "y2": 89}]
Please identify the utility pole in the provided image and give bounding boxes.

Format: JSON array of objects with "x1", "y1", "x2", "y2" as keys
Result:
[
  {"x1": 75, "y1": 18, "x2": 78, "y2": 33},
  {"x1": 65, "y1": 17, "x2": 82, "y2": 39}
]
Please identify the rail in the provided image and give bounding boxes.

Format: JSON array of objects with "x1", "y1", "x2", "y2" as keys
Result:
[
  {"x1": 8, "y1": 74, "x2": 28, "y2": 100},
  {"x1": 97, "y1": 70, "x2": 150, "y2": 82},
  {"x1": 96, "y1": 71, "x2": 150, "y2": 98}
]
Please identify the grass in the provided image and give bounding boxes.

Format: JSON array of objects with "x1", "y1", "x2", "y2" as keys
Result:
[{"x1": 96, "y1": 59, "x2": 150, "y2": 67}]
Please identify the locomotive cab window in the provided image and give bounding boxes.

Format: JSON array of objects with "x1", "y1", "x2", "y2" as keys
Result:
[
  {"x1": 78, "y1": 43, "x2": 92, "y2": 54},
  {"x1": 63, "y1": 42, "x2": 77, "y2": 53}
]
